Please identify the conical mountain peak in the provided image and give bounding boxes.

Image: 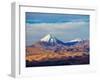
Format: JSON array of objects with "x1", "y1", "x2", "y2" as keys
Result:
[
  {"x1": 40, "y1": 34, "x2": 64, "y2": 46},
  {"x1": 40, "y1": 34, "x2": 56, "y2": 42}
]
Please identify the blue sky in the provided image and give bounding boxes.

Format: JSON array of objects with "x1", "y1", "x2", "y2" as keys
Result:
[
  {"x1": 26, "y1": 12, "x2": 89, "y2": 46},
  {"x1": 26, "y1": 12, "x2": 89, "y2": 23}
]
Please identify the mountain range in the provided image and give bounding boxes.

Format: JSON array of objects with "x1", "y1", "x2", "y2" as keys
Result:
[
  {"x1": 26, "y1": 34, "x2": 89, "y2": 67},
  {"x1": 25, "y1": 34, "x2": 90, "y2": 67},
  {"x1": 26, "y1": 34, "x2": 89, "y2": 55},
  {"x1": 40, "y1": 34, "x2": 82, "y2": 46}
]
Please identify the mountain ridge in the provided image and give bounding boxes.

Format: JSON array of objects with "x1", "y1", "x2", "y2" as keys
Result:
[
  {"x1": 38, "y1": 34, "x2": 84, "y2": 46},
  {"x1": 26, "y1": 34, "x2": 89, "y2": 55},
  {"x1": 26, "y1": 34, "x2": 89, "y2": 67}
]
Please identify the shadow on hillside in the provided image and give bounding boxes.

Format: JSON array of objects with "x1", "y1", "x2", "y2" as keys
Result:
[{"x1": 26, "y1": 55, "x2": 89, "y2": 67}]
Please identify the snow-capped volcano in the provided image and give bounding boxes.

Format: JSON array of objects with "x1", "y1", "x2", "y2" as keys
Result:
[
  {"x1": 41, "y1": 34, "x2": 56, "y2": 42},
  {"x1": 40, "y1": 34, "x2": 64, "y2": 46}
]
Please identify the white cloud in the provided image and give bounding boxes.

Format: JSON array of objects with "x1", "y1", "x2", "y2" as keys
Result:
[
  {"x1": 26, "y1": 22, "x2": 88, "y2": 32},
  {"x1": 26, "y1": 21, "x2": 88, "y2": 39}
]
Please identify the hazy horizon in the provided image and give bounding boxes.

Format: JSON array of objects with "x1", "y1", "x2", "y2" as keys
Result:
[{"x1": 26, "y1": 12, "x2": 89, "y2": 46}]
